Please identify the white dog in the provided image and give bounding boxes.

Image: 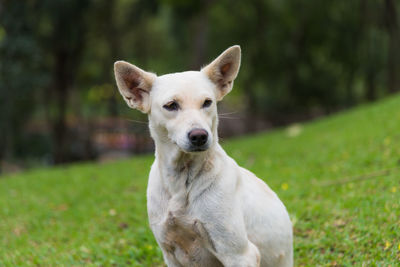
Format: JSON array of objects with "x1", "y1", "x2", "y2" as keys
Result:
[{"x1": 114, "y1": 46, "x2": 293, "y2": 267}]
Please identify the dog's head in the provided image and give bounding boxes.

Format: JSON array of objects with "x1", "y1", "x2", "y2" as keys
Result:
[{"x1": 114, "y1": 46, "x2": 241, "y2": 153}]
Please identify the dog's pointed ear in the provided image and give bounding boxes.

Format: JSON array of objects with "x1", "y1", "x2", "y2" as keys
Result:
[
  {"x1": 201, "y1": 45, "x2": 241, "y2": 101},
  {"x1": 114, "y1": 61, "x2": 157, "y2": 113}
]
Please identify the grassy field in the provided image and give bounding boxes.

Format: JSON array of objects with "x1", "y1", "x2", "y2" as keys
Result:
[{"x1": 1, "y1": 95, "x2": 400, "y2": 266}]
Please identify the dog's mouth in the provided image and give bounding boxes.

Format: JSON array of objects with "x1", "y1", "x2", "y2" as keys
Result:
[
  {"x1": 187, "y1": 146, "x2": 208, "y2": 152},
  {"x1": 178, "y1": 143, "x2": 210, "y2": 153}
]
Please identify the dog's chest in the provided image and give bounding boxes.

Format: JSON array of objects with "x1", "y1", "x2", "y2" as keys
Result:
[
  {"x1": 159, "y1": 211, "x2": 222, "y2": 266},
  {"x1": 150, "y1": 187, "x2": 221, "y2": 265}
]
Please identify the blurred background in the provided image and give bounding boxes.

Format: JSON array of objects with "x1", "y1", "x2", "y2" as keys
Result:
[{"x1": 0, "y1": 0, "x2": 399, "y2": 173}]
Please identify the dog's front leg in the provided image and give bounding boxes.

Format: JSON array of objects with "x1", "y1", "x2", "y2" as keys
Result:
[
  {"x1": 160, "y1": 248, "x2": 183, "y2": 267},
  {"x1": 221, "y1": 241, "x2": 261, "y2": 267},
  {"x1": 209, "y1": 232, "x2": 260, "y2": 267},
  {"x1": 195, "y1": 217, "x2": 260, "y2": 267}
]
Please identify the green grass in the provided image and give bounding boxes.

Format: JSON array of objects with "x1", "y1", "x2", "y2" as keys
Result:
[{"x1": 1, "y1": 95, "x2": 400, "y2": 266}]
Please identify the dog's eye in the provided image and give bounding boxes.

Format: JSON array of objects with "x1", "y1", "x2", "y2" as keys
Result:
[
  {"x1": 163, "y1": 101, "x2": 180, "y2": 111},
  {"x1": 202, "y1": 99, "x2": 212, "y2": 108}
]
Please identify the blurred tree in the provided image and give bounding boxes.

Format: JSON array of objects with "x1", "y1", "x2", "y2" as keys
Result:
[
  {"x1": 384, "y1": 0, "x2": 400, "y2": 94},
  {"x1": 162, "y1": 0, "x2": 215, "y2": 69},
  {"x1": 0, "y1": 0, "x2": 46, "y2": 163},
  {"x1": 360, "y1": 0, "x2": 382, "y2": 101},
  {"x1": 208, "y1": 0, "x2": 398, "y2": 120},
  {"x1": 1, "y1": 0, "x2": 399, "y2": 165},
  {"x1": 87, "y1": 0, "x2": 159, "y2": 116},
  {"x1": 35, "y1": 0, "x2": 91, "y2": 163}
]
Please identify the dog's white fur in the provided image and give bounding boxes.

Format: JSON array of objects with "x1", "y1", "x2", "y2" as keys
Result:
[{"x1": 114, "y1": 46, "x2": 293, "y2": 267}]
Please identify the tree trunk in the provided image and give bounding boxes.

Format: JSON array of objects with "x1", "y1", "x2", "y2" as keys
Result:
[
  {"x1": 44, "y1": 1, "x2": 89, "y2": 164},
  {"x1": 189, "y1": 0, "x2": 212, "y2": 70},
  {"x1": 52, "y1": 50, "x2": 70, "y2": 163},
  {"x1": 345, "y1": 68, "x2": 356, "y2": 107},
  {"x1": 105, "y1": 0, "x2": 120, "y2": 117},
  {"x1": 366, "y1": 70, "x2": 377, "y2": 101},
  {"x1": 384, "y1": 0, "x2": 400, "y2": 93}
]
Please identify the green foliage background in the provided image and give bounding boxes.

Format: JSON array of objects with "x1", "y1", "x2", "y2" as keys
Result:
[{"x1": 0, "y1": 0, "x2": 399, "y2": 164}]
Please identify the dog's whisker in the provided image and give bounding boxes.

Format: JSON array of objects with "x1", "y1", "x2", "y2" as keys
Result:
[
  {"x1": 218, "y1": 111, "x2": 238, "y2": 116},
  {"x1": 124, "y1": 118, "x2": 149, "y2": 124},
  {"x1": 219, "y1": 117, "x2": 240, "y2": 120}
]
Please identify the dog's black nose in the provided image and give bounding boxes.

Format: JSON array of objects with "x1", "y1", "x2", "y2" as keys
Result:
[{"x1": 188, "y1": 129, "x2": 208, "y2": 147}]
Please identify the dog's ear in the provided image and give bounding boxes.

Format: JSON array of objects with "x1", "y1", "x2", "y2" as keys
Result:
[
  {"x1": 201, "y1": 45, "x2": 241, "y2": 101},
  {"x1": 114, "y1": 61, "x2": 157, "y2": 113}
]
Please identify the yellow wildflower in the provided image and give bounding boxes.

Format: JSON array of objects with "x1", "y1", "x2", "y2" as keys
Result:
[
  {"x1": 384, "y1": 241, "x2": 391, "y2": 250},
  {"x1": 281, "y1": 183, "x2": 289, "y2": 191}
]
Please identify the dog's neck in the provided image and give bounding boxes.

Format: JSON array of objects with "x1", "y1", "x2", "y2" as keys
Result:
[
  {"x1": 155, "y1": 139, "x2": 215, "y2": 175},
  {"x1": 153, "y1": 137, "x2": 222, "y2": 196}
]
